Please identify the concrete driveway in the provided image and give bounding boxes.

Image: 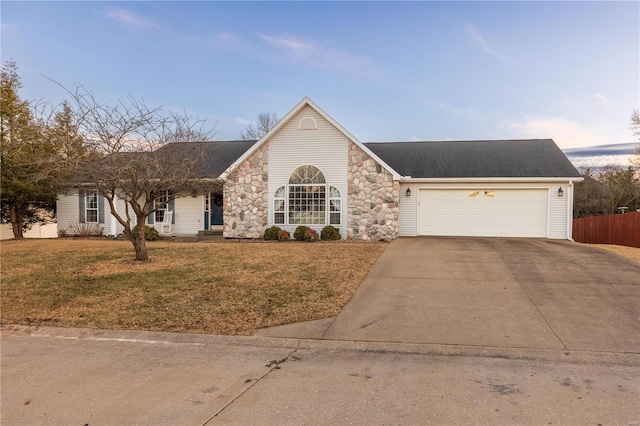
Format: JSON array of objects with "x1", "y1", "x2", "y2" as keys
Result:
[{"x1": 261, "y1": 237, "x2": 640, "y2": 353}]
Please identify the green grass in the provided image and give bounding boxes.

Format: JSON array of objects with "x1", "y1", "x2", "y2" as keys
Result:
[{"x1": 1, "y1": 239, "x2": 385, "y2": 335}]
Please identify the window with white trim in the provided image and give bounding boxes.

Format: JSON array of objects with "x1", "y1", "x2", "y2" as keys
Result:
[
  {"x1": 273, "y1": 165, "x2": 342, "y2": 226},
  {"x1": 289, "y1": 165, "x2": 326, "y2": 225},
  {"x1": 155, "y1": 190, "x2": 169, "y2": 223},
  {"x1": 329, "y1": 186, "x2": 341, "y2": 225},
  {"x1": 85, "y1": 190, "x2": 99, "y2": 223},
  {"x1": 274, "y1": 186, "x2": 285, "y2": 224}
]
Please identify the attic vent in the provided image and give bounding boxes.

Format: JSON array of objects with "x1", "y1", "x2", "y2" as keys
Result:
[{"x1": 298, "y1": 117, "x2": 317, "y2": 130}]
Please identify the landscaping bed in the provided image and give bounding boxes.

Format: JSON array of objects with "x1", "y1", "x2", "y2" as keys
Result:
[{"x1": 1, "y1": 239, "x2": 385, "y2": 335}]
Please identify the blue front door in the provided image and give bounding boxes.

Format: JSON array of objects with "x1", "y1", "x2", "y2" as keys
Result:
[
  {"x1": 211, "y1": 193, "x2": 223, "y2": 225},
  {"x1": 204, "y1": 193, "x2": 223, "y2": 229}
]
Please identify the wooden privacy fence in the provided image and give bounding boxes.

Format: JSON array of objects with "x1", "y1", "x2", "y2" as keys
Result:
[{"x1": 573, "y1": 212, "x2": 640, "y2": 248}]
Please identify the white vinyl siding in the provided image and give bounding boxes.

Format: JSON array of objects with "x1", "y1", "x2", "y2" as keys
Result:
[
  {"x1": 267, "y1": 105, "x2": 348, "y2": 238},
  {"x1": 56, "y1": 189, "x2": 107, "y2": 236},
  {"x1": 398, "y1": 183, "x2": 419, "y2": 236},
  {"x1": 58, "y1": 191, "x2": 206, "y2": 237},
  {"x1": 148, "y1": 194, "x2": 204, "y2": 236},
  {"x1": 548, "y1": 185, "x2": 569, "y2": 239},
  {"x1": 56, "y1": 191, "x2": 81, "y2": 235}
]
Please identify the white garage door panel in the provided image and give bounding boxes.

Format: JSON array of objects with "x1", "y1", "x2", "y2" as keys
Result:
[{"x1": 419, "y1": 189, "x2": 548, "y2": 237}]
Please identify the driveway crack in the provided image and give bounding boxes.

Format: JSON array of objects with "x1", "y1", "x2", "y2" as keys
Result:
[
  {"x1": 491, "y1": 245, "x2": 568, "y2": 350},
  {"x1": 202, "y1": 340, "x2": 301, "y2": 425}
]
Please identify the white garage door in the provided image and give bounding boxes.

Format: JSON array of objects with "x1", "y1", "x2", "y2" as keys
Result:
[{"x1": 419, "y1": 189, "x2": 549, "y2": 238}]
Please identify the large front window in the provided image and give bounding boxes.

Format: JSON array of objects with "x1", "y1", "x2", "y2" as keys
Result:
[
  {"x1": 273, "y1": 165, "x2": 341, "y2": 226},
  {"x1": 289, "y1": 185, "x2": 326, "y2": 224}
]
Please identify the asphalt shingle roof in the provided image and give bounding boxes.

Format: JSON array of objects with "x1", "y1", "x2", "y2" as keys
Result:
[
  {"x1": 159, "y1": 138, "x2": 580, "y2": 180},
  {"x1": 157, "y1": 140, "x2": 258, "y2": 177},
  {"x1": 364, "y1": 139, "x2": 582, "y2": 178}
]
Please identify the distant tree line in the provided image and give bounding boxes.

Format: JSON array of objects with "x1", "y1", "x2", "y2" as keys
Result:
[
  {"x1": 574, "y1": 111, "x2": 640, "y2": 218},
  {"x1": 573, "y1": 165, "x2": 640, "y2": 218}
]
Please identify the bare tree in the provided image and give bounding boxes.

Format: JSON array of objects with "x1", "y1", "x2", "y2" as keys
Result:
[
  {"x1": 574, "y1": 165, "x2": 640, "y2": 217},
  {"x1": 67, "y1": 86, "x2": 218, "y2": 261},
  {"x1": 629, "y1": 109, "x2": 640, "y2": 166},
  {"x1": 239, "y1": 112, "x2": 278, "y2": 140}
]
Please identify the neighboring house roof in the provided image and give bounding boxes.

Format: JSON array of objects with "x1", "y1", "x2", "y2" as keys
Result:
[{"x1": 364, "y1": 139, "x2": 582, "y2": 179}]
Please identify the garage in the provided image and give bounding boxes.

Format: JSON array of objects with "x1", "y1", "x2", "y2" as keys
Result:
[{"x1": 418, "y1": 188, "x2": 549, "y2": 238}]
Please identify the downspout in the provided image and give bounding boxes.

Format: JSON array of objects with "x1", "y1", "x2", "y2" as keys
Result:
[{"x1": 567, "y1": 181, "x2": 574, "y2": 241}]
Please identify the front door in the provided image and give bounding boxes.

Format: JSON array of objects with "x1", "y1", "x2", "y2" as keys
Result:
[
  {"x1": 205, "y1": 192, "x2": 223, "y2": 229},
  {"x1": 211, "y1": 192, "x2": 223, "y2": 226},
  {"x1": 204, "y1": 192, "x2": 223, "y2": 230}
]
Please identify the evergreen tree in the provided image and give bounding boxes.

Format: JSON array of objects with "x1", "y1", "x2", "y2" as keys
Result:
[{"x1": 0, "y1": 61, "x2": 80, "y2": 238}]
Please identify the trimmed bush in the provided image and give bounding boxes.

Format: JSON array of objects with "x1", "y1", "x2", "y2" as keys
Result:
[
  {"x1": 321, "y1": 225, "x2": 341, "y2": 241},
  {"x1": 264, "y1": 225, "x2": 281, "y2": 241},
  {"x1": 303, "y1": 228, "x2": 319, "y2": 242},
  {"x1": 293, "y1": 225, "x2": 309, "y2": 241},
  {"x1": 131, "y1": 225, "x2": 159, "y2": 241},
  {"x1": 277, "y1": 229, "x2": 291, "y2": 241}
]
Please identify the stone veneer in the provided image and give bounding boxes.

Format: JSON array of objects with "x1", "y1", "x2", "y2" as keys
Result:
[
  {"x1": 223, "y1": 143, "x2": 268, "y2": 238},
  {"x1": 347, "y1": 141, "x2": 399, "y2": 241}
]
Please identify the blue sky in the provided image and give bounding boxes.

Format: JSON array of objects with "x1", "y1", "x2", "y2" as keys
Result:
[{"x1": 2, "y1": 1, "x2": 638, "y2": 149}]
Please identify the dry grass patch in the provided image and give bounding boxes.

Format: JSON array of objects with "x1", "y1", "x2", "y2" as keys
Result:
[
  {"x1": 590, "y1": 244, "x2": 640, "y2": 264},
  {"x1": 1, "y1": 239, "x2": 385, "y2": 335}
]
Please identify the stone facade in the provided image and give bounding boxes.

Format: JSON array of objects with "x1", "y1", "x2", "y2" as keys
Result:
[
  {"x1": 347, "y1": 142, "x2": 399, "y2": 241},
  {"x1": 223, "y1": 143, "x2": 268, "y2": 238}
]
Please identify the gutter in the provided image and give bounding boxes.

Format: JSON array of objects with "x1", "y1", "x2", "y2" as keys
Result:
[
  {"x1": 567, "y1": 180, "x2": 575, "y2": 241},
  {"x1": 398, "y1": 177, "x2": 585, "y2": 183}
]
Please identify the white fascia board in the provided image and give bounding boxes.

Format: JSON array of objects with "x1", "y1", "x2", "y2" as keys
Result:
[
  {"x1": 400, "y1": 177, "x2": 584, "y2": 183},
  {"x1": 220, "y1": 97, "x2": 402, "y2": 180}
]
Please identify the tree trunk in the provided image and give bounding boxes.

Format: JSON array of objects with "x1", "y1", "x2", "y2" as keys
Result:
[
  {"x1": 132, "y1": 217, "x2": 149, "y2": 261},
  {"x1": 9, "y1": 203, "x2": 24, "y2": 240}
]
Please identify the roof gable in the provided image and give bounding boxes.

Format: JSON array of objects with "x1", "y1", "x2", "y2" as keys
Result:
[
  {"x1": 220, "y1": 97, "x2": 401, "y2": 180},
  {"x1": 365, "y1": 139, "x2": 582, "y2": 179}
]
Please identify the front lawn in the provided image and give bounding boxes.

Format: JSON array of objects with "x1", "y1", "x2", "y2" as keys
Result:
[{"x1": 1, "y1": 239, "x2": 385, "y2": 335}]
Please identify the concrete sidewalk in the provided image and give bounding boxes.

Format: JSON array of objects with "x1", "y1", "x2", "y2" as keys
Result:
[{"x1": 2, "y1": 325, "x2": 639, "y2": 425}]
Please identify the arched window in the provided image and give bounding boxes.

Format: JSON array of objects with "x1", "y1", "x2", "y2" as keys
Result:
[
  {"x1": 288, "y1": 165, "x2": 326, "y2": 225},
  {"x1": 272, "y1": 165, "x2": 343, "y2": 227},
  {"x1": 289, "y1": 165, "x2": 325, "y2": 184}
]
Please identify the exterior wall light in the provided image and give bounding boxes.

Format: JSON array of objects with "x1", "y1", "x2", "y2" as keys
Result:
[
  {"x1": 406, "y1": 188, "x2": 411, "y2": 197},
  {"x1": 557, "y1": 187, "x2": 564, "y2": 197}
]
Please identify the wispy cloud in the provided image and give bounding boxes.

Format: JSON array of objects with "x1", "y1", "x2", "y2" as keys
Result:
[
  {"x1": 592, "y1": 93, "x2": 609, "y2": 106},
  {"x1": 0, "y1": 23, "x2": 19, "y2": 40},
  {"x1": 101, "y1": 7, "x2": 245, "y2": 51},
  {"x1": 102, "y1": 8, "x2": 162, "y2": 29},
  {"x1": 504, "y1": 116, "x2": 602, "y2": 149},
  {"x1": 258, "y1": 33, "x2": 379, "y2": 77},
  {"x1": 466, "y1": 23, "x2": 505, "y2": 62},
  {"x1": 233, "y1": 117, "x2": 251, "y2": 126},
  {"x1": 432, "y1": 101, "x2": 489, "y2": 122},
  {"x1": 181, "y1": 31, "x2": 247, "y2": 51}
]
